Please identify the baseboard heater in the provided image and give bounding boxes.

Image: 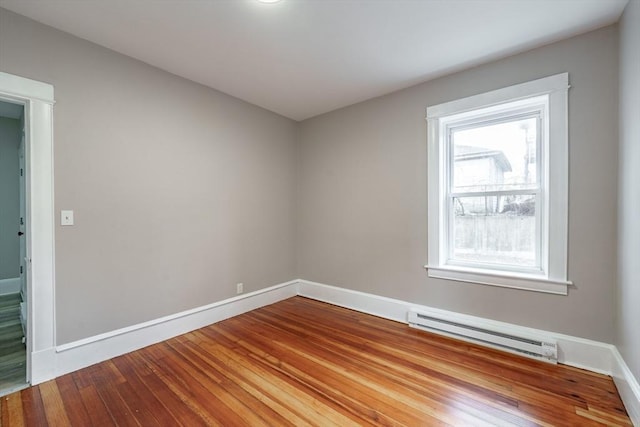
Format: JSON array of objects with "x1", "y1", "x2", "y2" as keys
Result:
[{"x1": 407, "y1": 309, "x2": 558, "y2": 363}]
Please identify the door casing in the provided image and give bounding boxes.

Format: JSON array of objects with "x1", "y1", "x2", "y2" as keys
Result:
[{"x1": 0, "y1": 71, "x2": 56, "y2": 385}]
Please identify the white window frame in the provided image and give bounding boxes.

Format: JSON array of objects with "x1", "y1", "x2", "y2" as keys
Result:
[{"x1": 426, "y1": 73, "x2": 571, "y2": 295}]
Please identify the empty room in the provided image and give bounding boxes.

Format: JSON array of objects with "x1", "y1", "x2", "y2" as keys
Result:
[{"x1": 0, "y1": 0, "x2": 638, "y2": 425}]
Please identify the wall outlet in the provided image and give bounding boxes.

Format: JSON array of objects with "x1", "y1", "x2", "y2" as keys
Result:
[{"x1": 236, "y1": 283, "x2": 243, "y2": 294}]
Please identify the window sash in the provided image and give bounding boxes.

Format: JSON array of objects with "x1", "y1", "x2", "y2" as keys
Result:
[
  {"x1": 443, "y1": 109, "x2": 545, "y2": 274},
  {"x1": 446, "y1": 111, "x2": 543, "y2": 194},
  {"x1": 445, "y1": 192, "x2": 543, "y2": 272},
  {"x1": 449, "y1": 189, "x2": 539, "y2": 198}
]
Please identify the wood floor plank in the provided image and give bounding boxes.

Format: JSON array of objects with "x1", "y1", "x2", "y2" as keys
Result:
[
  {"x1": 99, "y1": 360, "x2": 163, "y2": 426},
  {"x1": 84, "y1": 364, "x2": 141, "y2": 427},
  {"x1": 6, "y1": 394, "x2": 23, "y2": 427},
  {"x1": 1, "y1": 392, "x2": 24, "y2": 427},
  {"x1": 582, "y1": 405, "x2": 634, "y2": 425},
  {"x1": 4, "y1": 297, "x2": 632, "y2": 426},
  {"x1": 575, "y1": 406, "x2": 632, "y2": 426},
  {"x1": 113, "y1": 382, "x2": 163, "y2": 427},
  {"x1": 38, "y1": 381, "x2": 72, "y2": 426},
  {"x1": 137, "y1": 345, "x2": 224, "y2": 427},
  {"x1": 78, "y1": 384, "x2": 116, "y2": 426},
  {"x1": 118, "y1": 352, "x2": 209, "y2": 427},
  {"x1": 19, "y1": 386, "x2": 47, "y2": 427},
  {"x1": 109, "y1": 355, "x2": 188, "y2": 426},
  {"x1": 54, "y1": 375, "x2": 92, "y2": 426},
  {"x1": 0, "y1": 393, "x2": 8, "y2": 427}
]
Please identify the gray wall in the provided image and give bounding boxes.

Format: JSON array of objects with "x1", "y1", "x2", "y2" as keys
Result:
[
  {"x1": 297, "y1": 26, "x2": 619, "y2": 342},
  {"x1": 0, "y1": 9, "x2": 298, "y2": 344},
  {"x1": 617, "y1": 0, "x2": 640, "y2": 380},
  {"x1": 0, "y1": 117, "x2": 20, "y2": 280}
]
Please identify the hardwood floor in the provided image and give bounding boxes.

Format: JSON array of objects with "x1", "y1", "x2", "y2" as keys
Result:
[{"x1": 0, "y1": 296, "x2": 632, "y2": 426}]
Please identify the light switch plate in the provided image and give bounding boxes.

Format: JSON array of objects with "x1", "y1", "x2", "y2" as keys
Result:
[{"x1": 61, "y1": 210, "x2": 74, "y2": 226}]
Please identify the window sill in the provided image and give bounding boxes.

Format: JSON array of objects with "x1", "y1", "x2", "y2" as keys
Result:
[{"x1": 424, "y1": 265, "x2": 571, "y2": 295}]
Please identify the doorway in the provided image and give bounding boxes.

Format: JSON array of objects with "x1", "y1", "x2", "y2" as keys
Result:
[
  {"x1": 0, "y1": 99, "x2": 27, "y2": 394},
  {"x1": 0, "y1": 71, "x2": 56, "y2": 387}
]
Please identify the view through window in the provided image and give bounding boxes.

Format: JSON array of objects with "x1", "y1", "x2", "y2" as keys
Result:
[{"x1": 450, "y1": 116, "x2": 540, "y2": 269}]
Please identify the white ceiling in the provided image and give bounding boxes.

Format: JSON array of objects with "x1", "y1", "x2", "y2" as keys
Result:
[{"x1": 0, "y1": 0, "x2": 628, "y2": 121}]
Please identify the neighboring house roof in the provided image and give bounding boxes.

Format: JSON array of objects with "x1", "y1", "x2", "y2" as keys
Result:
[{"x1": 455, "y1": 145, "x2": 512, "y2": 172}]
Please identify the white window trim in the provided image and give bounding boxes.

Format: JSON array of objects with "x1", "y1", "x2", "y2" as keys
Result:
[{"x1": 426, "y1": 73, "x2": 571, "y2": 295}]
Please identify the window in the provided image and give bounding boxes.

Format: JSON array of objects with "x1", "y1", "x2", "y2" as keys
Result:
[{"x1": 426, "y1": 74, "x2": 571, "y2": 294}]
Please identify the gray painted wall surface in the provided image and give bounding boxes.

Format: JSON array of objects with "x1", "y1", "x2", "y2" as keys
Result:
[
  {"x1": 0, "y1": 9, "x2": 298, "y2": 344},
  {"x1": 617, "y1": 0, "x2": 640, "y2": 380},
  {"x1": 297, "y1": 26, "x2": 619, "y2": 342},
  {"x1": 0, "y1": 117, "x2": 20, "y2": 279}
]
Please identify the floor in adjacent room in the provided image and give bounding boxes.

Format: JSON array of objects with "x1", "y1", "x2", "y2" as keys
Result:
[
  {"x1": 0, "y1": 296, "x2": 632, "y2": 426},
  {"x1": 0, "y1": 292, "x2": 26, "y2": 397}
]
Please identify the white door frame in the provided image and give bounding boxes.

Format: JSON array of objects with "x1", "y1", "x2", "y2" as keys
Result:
[{"x1": 0, "y1": 72, "x2": 56, "y2": 385}]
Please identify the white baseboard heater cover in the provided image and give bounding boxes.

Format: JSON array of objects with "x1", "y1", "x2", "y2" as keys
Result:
[{"x1": 408, "y1": 309, "x2": 558, "y2": 363}]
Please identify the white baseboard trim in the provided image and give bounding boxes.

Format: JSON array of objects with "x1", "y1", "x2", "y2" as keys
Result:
[
  {"x1": 33, "y1": 280, "x2": 299, "y2": 384},
  {"x1": 31, "y1": 347, "x2": 56, "y2": 385},
  {"x1": 612, "y1": 347, "x2": 640, "y2": 426},
  {"x1": 298, "y1": 279, "x2": 410, "y2": 322},
  {"x1": 0, "y1": 277, "x2": 20, "y2": 295}
]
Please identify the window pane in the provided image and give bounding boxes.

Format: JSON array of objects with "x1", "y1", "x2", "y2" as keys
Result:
[
  {"x1": 452, "y1": 195, "x2": 537, "y2": 267},
  {"x1": 452, "y1": 117, "x2": 537, "y2": 193}
]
